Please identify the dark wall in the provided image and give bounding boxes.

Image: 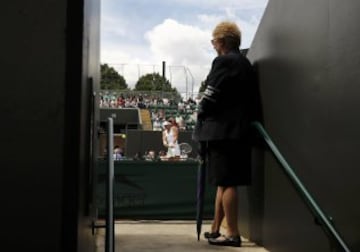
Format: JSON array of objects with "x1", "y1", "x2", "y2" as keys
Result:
[
  {"x1": 0, "y1": 0, "x2": 100, "y2": 251},
  {"x1": 71, "y1": 0, "x2": 101, "y2": 251},
  {"x1": 247, "y1": 0, "x2": 360, "y2": 251},
  {"x1": 0, "y1": 1, "x2": 66, "y2": 251},
  {"x1": 100, "y1": 108, "x2": 140, "y2": 125}
]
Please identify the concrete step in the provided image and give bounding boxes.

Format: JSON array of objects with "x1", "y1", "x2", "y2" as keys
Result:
[
  {"x1": 95, "y1": 220, "x2": 269, "y2": 252},
  {"x1": 140, "y1": 109, "x2": 153, "y2": 130}
]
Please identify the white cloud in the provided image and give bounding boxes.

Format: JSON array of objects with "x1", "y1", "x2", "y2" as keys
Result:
[
  {"x1": 145, "y1": 19, "x2": 213, "y2": 66},
  {"x1": 143, "y1": 19, "x2": 216, "y2": 94},
  {"x1": 100, "y1": 0, "x2": 268, "y2": 95}
]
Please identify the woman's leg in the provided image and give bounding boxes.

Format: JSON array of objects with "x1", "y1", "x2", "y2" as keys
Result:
[
  {"x1": 222, "y1": 186, "x2": 239, "y2": 236},
  {"x1": 211, "y1": 186, "x2": 225, "y2": 232}
]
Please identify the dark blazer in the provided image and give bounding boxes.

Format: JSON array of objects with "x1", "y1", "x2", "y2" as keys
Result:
[{"x1": 193, "y1": 49, "x2": 256, "y2": 142}]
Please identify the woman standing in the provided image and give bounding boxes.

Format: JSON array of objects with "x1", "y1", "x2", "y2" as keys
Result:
[
  {"x1": 162, "y1": 119, "x2": 180, "y2": 158},
  {"x1": 193, "y1": 21, "x2": 256, "y2": 247}
]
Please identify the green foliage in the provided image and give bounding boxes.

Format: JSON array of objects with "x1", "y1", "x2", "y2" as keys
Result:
[
  {"x1": 134, "y1": 73, "x2": 182, "y2": 101},
  {"x1": 134, "y1": 73, "x2": 174, "y2": 92},
  {"x1": 198, "y1": 80, "x2": 206, "y2": 93},
  {"x1": 101, "y1": 64, "x2": 128, "y2": 90}
]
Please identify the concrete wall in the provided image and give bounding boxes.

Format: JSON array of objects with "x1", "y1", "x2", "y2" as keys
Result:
[
  {"x1": 247, "y1": 0, "x2": 360, "y2": 251},
  {"x1": 0, "y1": 0, "x2": 100, "y2": 251}
]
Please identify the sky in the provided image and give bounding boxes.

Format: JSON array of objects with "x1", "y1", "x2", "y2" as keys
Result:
[{"x1": 100, "y1": 0, "x2": 268, "y2": 97}]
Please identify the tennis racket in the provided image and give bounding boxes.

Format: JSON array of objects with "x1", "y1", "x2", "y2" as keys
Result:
[{"x1": 179, "y1": 142, "x2": 192, "y2": 154}]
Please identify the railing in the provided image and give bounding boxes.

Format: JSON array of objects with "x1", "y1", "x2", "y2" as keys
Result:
[
  {"x1": 105, "y1": 117, "x2": 115, "y2": 252},
  {"x1": 252, "y1": 121, "x2": 350, "y2": 252},
  {"x1": 92, "y1": 118, "x2": 115, "y2": 252}
]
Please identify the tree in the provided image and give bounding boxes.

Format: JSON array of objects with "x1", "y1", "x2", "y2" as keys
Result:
[
  {"x1": 134, "y1": 73, "x2": 182, "y2": 101},
  {"x1": 100, "y1": 63, "x2": 128, "y2": 90},
  {"x1": 134, "y1": 73, "x2": 175, "y2": 92},
  {"x1": 198, "y1": 80, "x2": 206, "y2": 93}
]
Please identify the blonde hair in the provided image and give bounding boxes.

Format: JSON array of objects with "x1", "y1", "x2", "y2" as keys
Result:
[{"x1": 212, "y1": 21, "x2": 241, "y2": 48}]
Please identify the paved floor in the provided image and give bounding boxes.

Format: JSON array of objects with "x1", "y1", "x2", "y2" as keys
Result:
[{"x1": 95, "y1": 220, "x2": 269, "y2": 252}]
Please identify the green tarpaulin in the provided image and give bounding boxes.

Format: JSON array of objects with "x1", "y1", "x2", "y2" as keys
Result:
[{"x1": 95, "y1": 159, "x2": 216, "y2": 220}]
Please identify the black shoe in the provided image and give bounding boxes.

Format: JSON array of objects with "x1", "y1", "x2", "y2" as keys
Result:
[
  {"x1": 204, "y1": 231, "x2": 221, "y2": 239},
  {"x1": 208, "y1": 235, "x2": 241, "y2": 247}
]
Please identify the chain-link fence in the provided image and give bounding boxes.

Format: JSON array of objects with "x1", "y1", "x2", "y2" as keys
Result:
[{"x1": 103, "y1": 63, "x2": 210, "y2": 100}]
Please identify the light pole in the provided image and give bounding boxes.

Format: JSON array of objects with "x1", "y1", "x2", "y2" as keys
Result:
[
  {"x1": 183, "y1": 67, "x2": 188, "y2": 100},
  {"x1": 186, "y1": 67, "x2": 194, "y2": 99}
]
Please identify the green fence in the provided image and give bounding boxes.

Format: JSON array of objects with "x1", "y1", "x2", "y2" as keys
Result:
[{"x1": 95, "y1": 159, "x2": 216, "y2": 220}]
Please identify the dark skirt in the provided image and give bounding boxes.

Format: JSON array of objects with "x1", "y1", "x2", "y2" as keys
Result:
[{"x1": 205, "y1": 140, "x2": 251, "y2": 186}]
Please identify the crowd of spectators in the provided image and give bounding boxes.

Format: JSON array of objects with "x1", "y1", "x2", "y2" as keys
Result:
[{"x1": 99, "y1": 91, "x2": 200, "y2": 131}]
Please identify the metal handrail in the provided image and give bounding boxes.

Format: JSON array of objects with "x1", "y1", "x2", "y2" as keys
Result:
[
  {"x1": 252, "y1": 121, "x2": 350, "y2": 252},
  {"x1": 91, "y1": 117, "x2": 115, "y2": 251},
  {"x1": 106, "y1": 117, "x2": 115, "y2": 252}
]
